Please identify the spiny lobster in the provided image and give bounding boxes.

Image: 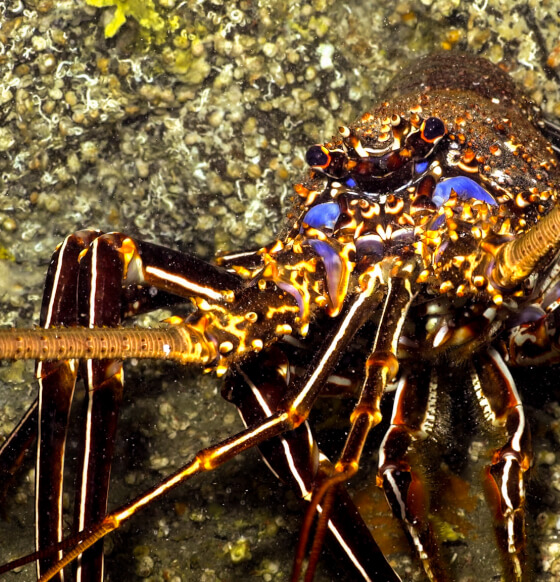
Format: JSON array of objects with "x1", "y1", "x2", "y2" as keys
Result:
[{"x1": 1, "y1": 52, "x2": 560, "y2": 581}]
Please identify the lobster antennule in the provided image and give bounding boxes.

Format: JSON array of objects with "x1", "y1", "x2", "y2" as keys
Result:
[
  {"x1": 491, "y1": 204, "x2": 560, "y2": 289},
  {"x1": 0, "y1": 324, "x2": 217, "y2": 365}
]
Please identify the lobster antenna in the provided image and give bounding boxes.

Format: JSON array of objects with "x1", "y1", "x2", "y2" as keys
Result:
[
  {"x1": 491, "y1": 204, "x2": 560, "y2": 289},
  {"x1": 0, "y1": 325, "x2": 216, "y2": 365}
]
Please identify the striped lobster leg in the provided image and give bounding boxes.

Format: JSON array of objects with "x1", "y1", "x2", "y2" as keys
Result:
[
  {"x1": 1, "y1": 230, "x2": 242, "y2": 581},
  {"x1": 223, "y1": 346, "x2": 401, "y2": 581},
  {"x1": 377, "y1": 364, "x2": 449, "y2": 582},
  {"x1": 471, "y1": 348, "x2": 532, "y2": 582}
]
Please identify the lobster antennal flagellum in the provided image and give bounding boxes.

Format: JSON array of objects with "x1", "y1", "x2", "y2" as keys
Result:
[
  {"x1": 492, "y1": 203, "x2": 560, "y2": 289},
  {"x1": 0, "y1": 324, "x2": 216, "y2": 364}
]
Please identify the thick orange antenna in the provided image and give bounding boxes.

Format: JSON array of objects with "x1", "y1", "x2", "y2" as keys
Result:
[{"x1": 0, "y1": 324, "x2": 216, "y2": 365}]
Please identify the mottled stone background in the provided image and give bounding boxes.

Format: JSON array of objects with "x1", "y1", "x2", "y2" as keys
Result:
[{"x1": 1, "y1": 0, "x2": 560, "y2": 580}]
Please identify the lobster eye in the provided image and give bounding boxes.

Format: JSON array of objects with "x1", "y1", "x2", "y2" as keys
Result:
[
  {"x1": 306, "y1": 145, "x2": 331, "y2": 168},
  {"x1": 421, "y1": 117, "x2": 446, "y2": 142}
]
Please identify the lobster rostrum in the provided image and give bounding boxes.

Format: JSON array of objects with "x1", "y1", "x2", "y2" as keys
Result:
[{"x1": 1, "y1": 52, "x2": 560, "y2": 581}]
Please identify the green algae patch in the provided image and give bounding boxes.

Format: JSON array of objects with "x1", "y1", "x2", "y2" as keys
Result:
[
  {"x1": 86, "y1": 0, "x2": 166, "y2": 39},
  {"x1": 0, "y1": 246, "x2": 15, "y2": 262}
]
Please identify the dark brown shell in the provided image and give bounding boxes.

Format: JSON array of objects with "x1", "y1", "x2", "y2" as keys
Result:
[
  {"x1": 331, "y1": 53, "x2": 559, "y2": 232},
  {"x1": 381, "y1": 53, "x2": 534, "y2": 115}
]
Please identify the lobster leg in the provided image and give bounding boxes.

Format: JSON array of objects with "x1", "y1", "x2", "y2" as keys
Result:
[
  {"x1": 223, "y1": 347, "x2": 401, "y2": 581},
  {"x1": 505, "y1": 301, "x2": 560, "y2": 367},
  {"x1": 0, "y1": 260, "x2": 188, "y2": 517},
  {"x1": 70, "y1": 233, "x2": 130, "y2": 582},
  {"x1": 69, "y1": 233, "x2": 246, "y2": 581},
  {"x1": 503, "y1": 266, "x2": 560, "y2": 368},
  {"x1": 35, "y1": 230, "x2": 102, "y2": 581},
  {"x1": 22, "y1": 263, "x2": 386, "y2": 582},
  {"x1": 292, "y1": 270, "x2": 416, "y2": 581},
  {"x1": 471, "y1": 347, "x2": 531, "y2": 582},
  {"x1": 377, "y1": 365, "x2": 449, "y2": 582},
  {"x1": 29, "y1": 230, "x2": 245, "y2": 581}
]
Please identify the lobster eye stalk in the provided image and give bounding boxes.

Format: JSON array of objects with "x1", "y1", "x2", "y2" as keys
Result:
[{"x1": 491, "y1": 204, "x2": 560, "y2": 289}]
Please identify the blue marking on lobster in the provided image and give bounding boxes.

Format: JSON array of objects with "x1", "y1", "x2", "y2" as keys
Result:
[
  {"x1": 432, "y1": 176, "x2": 497, "y2": 207},
  {"x1": 306, "y1": 239, "x2": 343, "y2": 308},
  {"x1": 302, "y1": 202, "x2": 341, "y2": 231}
]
